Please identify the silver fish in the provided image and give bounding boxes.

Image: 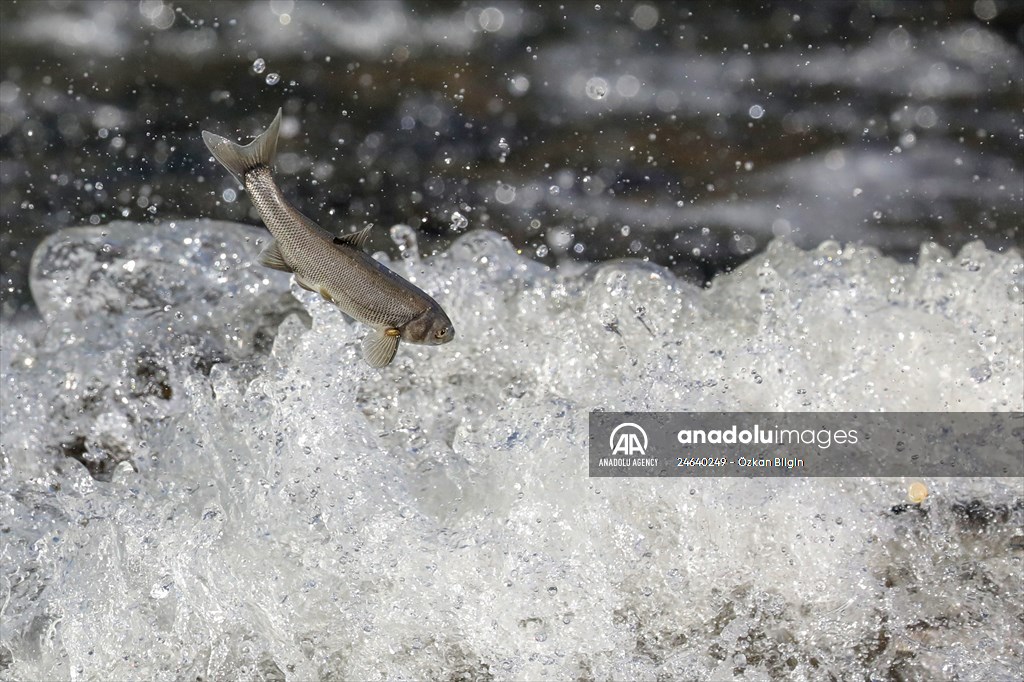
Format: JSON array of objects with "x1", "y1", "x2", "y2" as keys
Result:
[{"x1": 201, "y1": 109, "x2": 454, "y2": 367}]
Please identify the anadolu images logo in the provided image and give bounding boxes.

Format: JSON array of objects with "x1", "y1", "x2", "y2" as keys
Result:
[{"x1": 609, "y1": 422, "x2": 648, "y2": 456}]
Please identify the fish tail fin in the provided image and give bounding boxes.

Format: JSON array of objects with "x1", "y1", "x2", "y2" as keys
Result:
[{"x1": 201, "y1": 108, "x2": 282, "y2": 186}]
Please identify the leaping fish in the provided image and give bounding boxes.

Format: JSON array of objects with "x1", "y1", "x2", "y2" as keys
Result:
[{"x1": 201, "y1": 109, "x2": 454, "y2": 368}]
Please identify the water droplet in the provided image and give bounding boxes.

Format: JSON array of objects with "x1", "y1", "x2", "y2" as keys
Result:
[
  {"x1": 495, "y1": 183, "x2": 516, "y2": 205},
  {"x1": 508, "y1": 74, "x2": 530, "y2": 95},
  {"x1": 390, "y1": 224, "x2": 420, "y2": 261},
  {"x1": 478, "y1": 6, "x2": 505, "y2": 32},
  {"x1": 450, "y1": 211, "x2": 469, "y2": 232},
  {"x1": 252, "y1": 58, "x2": 266, "y2": 74},
  {"x1": 585, "y1": 77, "x2": 608, "y2": 100},
  {"x1": 265, "y1": 73, "x2": 280, "y2": 86}
]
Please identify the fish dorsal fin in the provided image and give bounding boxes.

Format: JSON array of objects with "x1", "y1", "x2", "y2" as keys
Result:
[
  {"x1": 333, "y1": 226, "x2": 372, "y2": 250},
  {"x1": 257, "y1": 238, "x2": 293, "y2": 272}
]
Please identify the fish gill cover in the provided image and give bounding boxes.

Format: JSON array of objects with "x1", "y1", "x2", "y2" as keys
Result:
[{"x1": 1, "y1": 220, "x2": 1022, "y2": 680}]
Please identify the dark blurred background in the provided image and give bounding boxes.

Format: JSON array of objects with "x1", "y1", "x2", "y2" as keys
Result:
[{"x1": 1, "y1": 0, "x2": 1021, "y2": 318}]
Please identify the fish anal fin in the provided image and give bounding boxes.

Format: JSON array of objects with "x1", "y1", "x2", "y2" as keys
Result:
[
  {"x1": 333, "y1": 226, "x2": 372, "y2": 250},
  {"x1": 257, "y1": 239, "x2": 293, "y2": 272},
  {"x1": 362, "y1": 329, "x2": 400, "y2": 368}
]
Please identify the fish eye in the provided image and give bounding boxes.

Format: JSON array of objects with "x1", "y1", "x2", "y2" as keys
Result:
[{"x1": 434, "y1": 327, "x2": 448, "y2": 339}]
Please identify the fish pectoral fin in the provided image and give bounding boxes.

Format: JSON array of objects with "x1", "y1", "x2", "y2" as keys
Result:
[
  {"x1": 333, "y1": 226, "x2": 372, "y2": 250},
  {"x1": 362, "y1": 329, "x2": 400, "y2": 368},
  {"x1": 257, "y1": 239, "x2": 293, "y2": 272},
  {"x1": 318, "y1": 287, "x2": 334, "y2": 303},
  {"x1": 294, "y1": 276, "x2": 316, "y2": 292}
]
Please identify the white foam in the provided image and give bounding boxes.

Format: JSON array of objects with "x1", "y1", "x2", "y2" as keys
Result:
[{"x1": 1, "y1": 222, "x2": 1021, "y2": 679}]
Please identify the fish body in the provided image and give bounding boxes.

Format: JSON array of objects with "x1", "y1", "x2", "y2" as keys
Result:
[{"x1": 201, "y1": 109, "x2": 454, "y2": 367}]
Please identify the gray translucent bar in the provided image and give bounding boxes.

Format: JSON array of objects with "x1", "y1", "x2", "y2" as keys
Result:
[{"x1": 589, "y1": 412, "x2": 1024, "y2": 477}]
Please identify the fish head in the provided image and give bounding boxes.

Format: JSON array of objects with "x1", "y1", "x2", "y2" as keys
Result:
[{"x1": 402, "y1": 306, "x2": 455, "y2": 346}]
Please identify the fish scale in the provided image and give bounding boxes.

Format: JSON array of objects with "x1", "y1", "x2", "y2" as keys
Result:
[
  {"x1": 244, "y1": 167, "x2": 421, "y2": 327},
  {"x1": 201, "y1": 109, "x2": 455, "y2": 367}
]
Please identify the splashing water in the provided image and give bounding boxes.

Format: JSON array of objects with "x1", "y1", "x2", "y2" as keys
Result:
[{"x1": 1, "y1": 221, "x2": 1021, "y2": 680}]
